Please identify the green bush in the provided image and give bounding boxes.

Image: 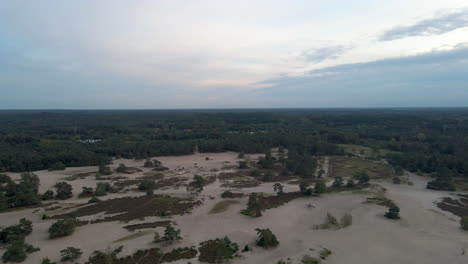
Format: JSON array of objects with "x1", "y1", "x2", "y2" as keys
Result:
[
  {"x1": 78, "y1": 187, "x2": 94, "y2": 198},
  {"x1": 41, "y1": 190, "x2": 54, "y2": 200},
  {"x1": 48, "y1": 218, "x2": 77, "y2": 239},
  {"x1": 94, "y1": 182, "x2": 113, "y2": 196},
  {"x1": 54, "y1": 182, "x2": 73, "y2": 200},
  {"x1": 314, "y1": 180, "x2": 327, "y2": 194},
  {"x1": 384, "y1": 206, "x2": 400, "y2": 219},
  {"x1": 88, "y1": 197, "x2": 101, "y2": 203},
  {"x1": 221, "y1": 191, "x2": 234, "y2": 198}
]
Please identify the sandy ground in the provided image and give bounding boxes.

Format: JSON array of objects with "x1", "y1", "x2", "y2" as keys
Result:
[{"x1": 1, "y1": 153, "x2": 467, "y2": 264}]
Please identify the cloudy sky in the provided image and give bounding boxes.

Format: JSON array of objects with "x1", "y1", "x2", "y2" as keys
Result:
[{"x1": 1, "y1": 0, "x2": 468, "y2": 109}]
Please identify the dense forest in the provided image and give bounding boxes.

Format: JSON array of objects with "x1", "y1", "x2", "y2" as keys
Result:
[{"x1": 0, "y1": 109, "x2": 467, "y2": 180}]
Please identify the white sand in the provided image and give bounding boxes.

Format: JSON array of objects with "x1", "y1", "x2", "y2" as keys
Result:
[{"x1": 1, "y1": 153, "x2": 467, "y2": 264}]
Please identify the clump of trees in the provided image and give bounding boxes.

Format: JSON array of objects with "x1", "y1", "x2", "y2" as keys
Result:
[
  {"x1": 241, "y1": 193, "x2": 262, "y2": 217},
  {"x1": 2, "y1": 240, "x2": 39, "y2": 263},
  {"x1": 0, "y1": 218, "x2": 33, "y2": 244},
  {"x1": 255, "y1": 228, "x2": 279, "y2": 249},
  {"x1": 48, "y1": 218, "x2": 77, "y2": 239},
  {"x1": 1, "y1": 173, "x2": 41, "y2": 210},
  {"x1": 384, "y1": 205, "x2": 401, "y2": 219},
  {"x1": 54, "y1": 182, "x2": 73, "y2": 200},
  {"x1": 426, "y1": 170, "x2": 456, "y2": 191},
  {"x1": 0, "y1": 218, "x2": 38, "y2": 263}
]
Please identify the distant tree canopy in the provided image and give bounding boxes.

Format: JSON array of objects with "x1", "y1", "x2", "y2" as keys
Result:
[{"x1": 0, "y1": 109, "x2": 466, "y2": 181}]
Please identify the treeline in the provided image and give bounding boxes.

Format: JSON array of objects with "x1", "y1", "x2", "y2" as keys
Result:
[{"x1": 0, "y1": 109, "x2": 467, "y2": 178}]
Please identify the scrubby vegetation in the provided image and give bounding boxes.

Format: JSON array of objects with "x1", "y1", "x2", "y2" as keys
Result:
[
  {"x1": 60, "y1": 247, "x2": 82, "y2": 262},
  {"x1": 0, "y1": 173, "x2": 41, "y2": 210},
  {"x1": 198, "y1": 237, "x2": 239, "y2": 263},
  {"x1": 385, "y1": 206, "x2": 401, "y2": 219},
  {"x1": 0, "y1": 218, "x2": 38, "y2": 263},
  {"x1": 48, "y1": 218, "x2": 77, "y2": 238},
  {"x1": 54, "y1": 182, "x2": 73, "y2": 200}
]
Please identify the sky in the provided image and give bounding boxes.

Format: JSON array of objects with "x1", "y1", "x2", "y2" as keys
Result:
[{"x1": 1, "y1": 0, "x2": 468, "y2": 109}]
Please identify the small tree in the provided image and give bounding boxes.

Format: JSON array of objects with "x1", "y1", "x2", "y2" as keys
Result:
[
  {"x1": 255, "y1": 228, "x2": 279, "y2": 249},
  {"x1": 41, "y1": 257, "x2": 56, "y2": 264},
  {"x1": 98, "y1": 164, "x2": 112, "y2": 175},
  {"x1": 299, "y1": 182, "x2": 310, "y2": 194},
  {"x1": 346, "y1": 179, "x2": 355, "y2": 188},
  {"x1": 48, "y1": 218, "x2": 77, "y2": 239},
  {"x1": 384, "y1": 205, "x2": 400, "y2": 219},
  {"x1": 460, "y1": 216, "x2": 468, "y2": 231},
  {"x1": 161, "y1": 224, "x2": 182, "y2": 243},
  {"x1": 78, "y1": 187, "x2": 94, "y2": 198},
  {"x1": 273, "y1": 183, "x2": 284, "y2": 195},
  {"x1": 138, "y1": 180, "x2": 155, "y2": 195},
  {"x1": 317, "y1": 169, "x2": 325, "y2": 178},
  {"x1": 187, "y1": 175, "x2": 204, "y2": 193},
  {"x1": 356, "y1": 172, "x2": 370, "y2": 186},
  {"x1": 116, "y1": 163, "x2": 127, "y2": 173},
  {"x1": 143, "y1": 159, "x2": 154, "y2": 168},
  {"x1": 94, "y1": 182, "x2": 113, "y2": 196},
  {"x1": 238, "y1": 161, "x2": 248, "y2": 169},
  {"x1": 60, "y1": 247, "x2": 82, "y2": 262},
  {"x1": 314, "y1": 180, "x2": 327, "y2": 194},
  {"x1": 241, "y1": 193, "x2": 262, "y2": 217},
  {"x1": 332, "y1": 176, "x2": 343, "y2": 188},
  {"x1": 41, "y1": 190, "x2": 54, "y2": 201},
  {"x1": 54, "y1": 182, "x2": 73, "y2": 200},
  {"x1": 221, "y1": 190, "x2": 234, "y2": 198}
]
